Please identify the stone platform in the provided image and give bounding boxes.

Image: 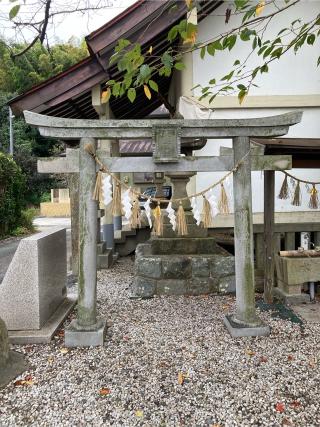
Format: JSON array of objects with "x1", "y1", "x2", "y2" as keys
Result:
[{"x1": 132, "y1": 237, "x2": 235, "y2": 298}]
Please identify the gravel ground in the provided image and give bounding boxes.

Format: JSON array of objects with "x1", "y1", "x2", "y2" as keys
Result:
[{"x1": 1, "y1": 257, "x2": 320, "y2": 427}]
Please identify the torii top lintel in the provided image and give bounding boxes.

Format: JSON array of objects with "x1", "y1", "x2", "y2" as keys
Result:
[{"x1": 24, "y1": 111, "x2": 303, "y2": 140}]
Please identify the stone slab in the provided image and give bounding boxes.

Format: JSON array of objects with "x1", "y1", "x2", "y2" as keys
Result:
[
  {"x1": 8, "y1": 295, "x2": 76, "y2": 344},
  {"x1": 0, "y1": 351, "x2": 29, "y2": 389},
  {"x1": 224, "y1": 315, "x2": 270, "y2": 337},
  {"x1": 274, "y1": 287, "x2": 310, "y2": 305},
  {"x1": 64, "y1": 318, "x2": 107, "y2": 347},
  {"x1": 292, "y1": 302, "x2": 320, "y2": 323}
]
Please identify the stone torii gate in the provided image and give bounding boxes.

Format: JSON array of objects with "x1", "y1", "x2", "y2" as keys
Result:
[{"x1": 24, "y1": 110, "x2": 302, "y2": 346}]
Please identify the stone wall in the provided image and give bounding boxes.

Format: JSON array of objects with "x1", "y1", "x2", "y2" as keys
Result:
[{"x1": 132, "y1": 238, "x2": 235, "y2": 298}]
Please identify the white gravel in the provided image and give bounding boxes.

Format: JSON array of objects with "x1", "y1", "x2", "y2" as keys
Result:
[{"x1": 1, "y1": 257, "x2": 320, "y2": 427}]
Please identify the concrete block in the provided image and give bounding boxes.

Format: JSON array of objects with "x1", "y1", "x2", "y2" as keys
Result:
[
  {"x1": 274, "y1": 287, "x2": 310, "y2": 305},
  {"x1": 162, "y1": 256, "x2": 191, "y2": 279},
  {"x1": 136, "y1": 257, "x2": 162, "y2": 278},
  {"x1": 0, "y1": 228, "x2": 67, "y2": 331},
  {"x1": 130, "y1": 276, "x2": 156, "y2": 299},
  {"x1": 157, "y1": 279, "x2": 187, "y2": 295},
  {"x1": 64, "y1": 318, "x2": 107, "y2": 347},
  {"x1": 97, "y1": 250, "x2": 114, "y2": 269},
  {"x1": 224, "y1": 315, "x2": 270, "y2": 337},
  {"x1": 0, "y1": 351, "x2": 29, "y2": 389}
]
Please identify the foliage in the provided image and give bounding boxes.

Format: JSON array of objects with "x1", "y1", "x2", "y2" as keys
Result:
[
  {"x1": 0, "y1": 152, "x2": 26, "y2": 237},
  {"x1": 0, "y1": 38, "x2": 88, "y2": 94},
  {"x1": 105, "y1": 0, "x2": 320, "y2": 105},
  {"x1": 0, "y1": 39, "x2": 87, "y2": 206}
]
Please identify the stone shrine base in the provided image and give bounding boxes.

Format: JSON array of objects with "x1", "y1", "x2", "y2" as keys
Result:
[
  {"x1": 224, "y1": 315, "x2": 270, "y2": 338},
  {"x1": 65, "y1": 318, "x2": 107, "y2": 347},
  {"x1": 132, "y1": 237, "x2": 235, "y2": 298},
  {"x1": 8, "y1": 296, "x2": 76, "y2": 344}
]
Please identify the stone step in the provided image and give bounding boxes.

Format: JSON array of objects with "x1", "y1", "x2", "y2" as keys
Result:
[
  {"x1": 97, "y1": 242, "x2": 106, "y2": 254},
  {"x1": 97, "y1": 249, "x2": 114, "y2": 269}
]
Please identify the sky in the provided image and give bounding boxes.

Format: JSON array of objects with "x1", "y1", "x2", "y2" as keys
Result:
[{"x1": 0, "y1": 0, "x2": 137, "y2": 44}]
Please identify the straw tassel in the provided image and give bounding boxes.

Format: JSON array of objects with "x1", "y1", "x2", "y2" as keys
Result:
[
  {"x1": 130, "y1": 199, "x2": 142, "y2": 229},
  {"x1": 84, "y1": 143, "x2": 96, "y2": 157},
  {"x1": 112, "y1": 181, "x2": 122, "y2": 215},
  {"x1": 153, "y1": 202, "x2": 163, "y2": 236},
  {"x1": 218, "y1": 183, "x2": 230, "y2": 214},
  {"x1": 201, "y1": 196, "x2": 213, "y2": 228},
  {"x1": 278, "y1": 174, "x2": 290, "y2": 200},
  {"x1": 93, "y1": 170, "x2": 103, "y2": 202},
  {"x1": 176, "y1": 202, "x2": 188, "y2": 236},
  {"x1": 291, "y1": 181, "x2": 302, "y2": 206},
  {"x1": 309, "y1": 184, "x2": 319, "y2": 209}
]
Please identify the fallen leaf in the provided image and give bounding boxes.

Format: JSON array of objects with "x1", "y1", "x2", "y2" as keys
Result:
[
  {"x1": 287, "y1": 355, "x2": 294, "y2": 361},
  {"x1": 60, "y1": 348, "x2": 69, "y2": 354},
  {"x1": 99, "y1": 387, "x2": 111, "y2": 396},
  {"x1": 135, "y1": 410, "x2": 144, "y2": 418},
  {"x1": 275, "y1": 402, "x2": 285, "y2": 413},
  {"x1": 57, "y1": 329, "x2": 64, "y2": 337},
  {"x1": 178, "y1": 372, "x2": 185, "y2": 385},
  {"x1": 246, "y1": 349, "x2": 256, "y2": 357},
  {"x1": 308, "y1": 357, "x2": 317, "y2": 368},
  {"x1": 290, "y1": 400, "x2": 301, "y2": 409},
  {"x1": 282, "y1": 418, "x2": 293, "y2": 426},
  {"x1": 259, "y1": 356, "x2": 268, "y2": 363},
  {"x1": 48, "y1": 356, "x2": 54, "y2": 364},
  {"x1": 14, "y1": 375, "x2": 34, "y2": 387}
]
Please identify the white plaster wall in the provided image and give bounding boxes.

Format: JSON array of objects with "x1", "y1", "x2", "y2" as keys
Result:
[{"x1": 191, "y1": 1, "x2": 320, "y2": 213}]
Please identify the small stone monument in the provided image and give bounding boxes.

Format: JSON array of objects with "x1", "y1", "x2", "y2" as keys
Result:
[{"x1": 0, "y1": 316, "x2": 28, "y2": 388}]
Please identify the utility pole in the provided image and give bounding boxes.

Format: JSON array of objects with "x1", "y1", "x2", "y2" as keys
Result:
[{"x1": 9, "y1": 107, "x2": 14, "y2": 155}]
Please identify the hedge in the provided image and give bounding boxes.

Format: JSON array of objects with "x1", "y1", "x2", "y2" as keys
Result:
[{"x1": 0, "y1": 152, "x2": 26, "y2": 237}]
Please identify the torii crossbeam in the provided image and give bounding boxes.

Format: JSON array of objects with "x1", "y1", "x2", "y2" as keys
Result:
[{"x1": 25, "y1": 110, "x2": 303, "y2": 345}]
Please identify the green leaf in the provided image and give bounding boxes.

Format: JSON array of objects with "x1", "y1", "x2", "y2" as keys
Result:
[
  {"x1": 317, "y1": 56, "x2": 320, "y2": 67},
  {"x1": 227, "y1": 34, "x2": 237, "y2": 50},
  {"x1": 237, "y1": 84, "x2": 247, "y2": 91},
  {"x1": 200, "y1": 46, "x2": 206, "y2": 59},
  {"x1": 240, "y1": 28, "x2": 254, "y2": 42},
  {"x1": 168, "y1": 26, "x2": 178, "y2": 42},
  {"x1": 207, "y1": 44, "x2": 215, "y2": 56},
  {"x1": 139, "y1": 64, "x2": 151, "y2": 81},
  {"x1": 174, "y1": 62, "x2": 186, "y2": 71},
  {"x1": 209, "y1": 78, "x2": 216, "y2": 85},
  {"x1": 263, "y1": 46, "x2": 273, "y2": 59},
  {"x1": 161, "y1": 52, "x2": 173, "y2": 67},
  {"x1": 252, "y1": 66, "x2": 260, "y2": 78},
  {"x1": 210, "y1": 40, "x2": 222, "y2": 50},
  {"x1": 260, "y1": 63, "x2": 269, "y2": 73},
  {"x1": 235, "y1": 0, "x2": 250, "y2": 11},
  {"x1": 148, "y1": 80, "x2": 158, "y2": 92},
  {"x1": 209, "y1": 94, "x2": 217, "y2": 103},
  {"x1": 271, "y1": 47, "x2": 283, "y2": 59},
  {"x1": 238, "y1": 89, "x2": 247, "y2": 105},
  {"x1": 252, "y1": 37, "x2": 257, "y2": 50},
  {"x1": 233, "y1": 59, "x2": 240, "y2": 66},
  {"x1": 127, "y1": 88, "x2": 136, "y2": 103},
  {"x1": 112, "y1": 82, "x2": 121, "y2": 97},
  {"x1": 307, "y1": 34, "x2": 316, "y2": 45},
  {"x1": 9, "y1": 4, "x2": 20, "y2": 20}
]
